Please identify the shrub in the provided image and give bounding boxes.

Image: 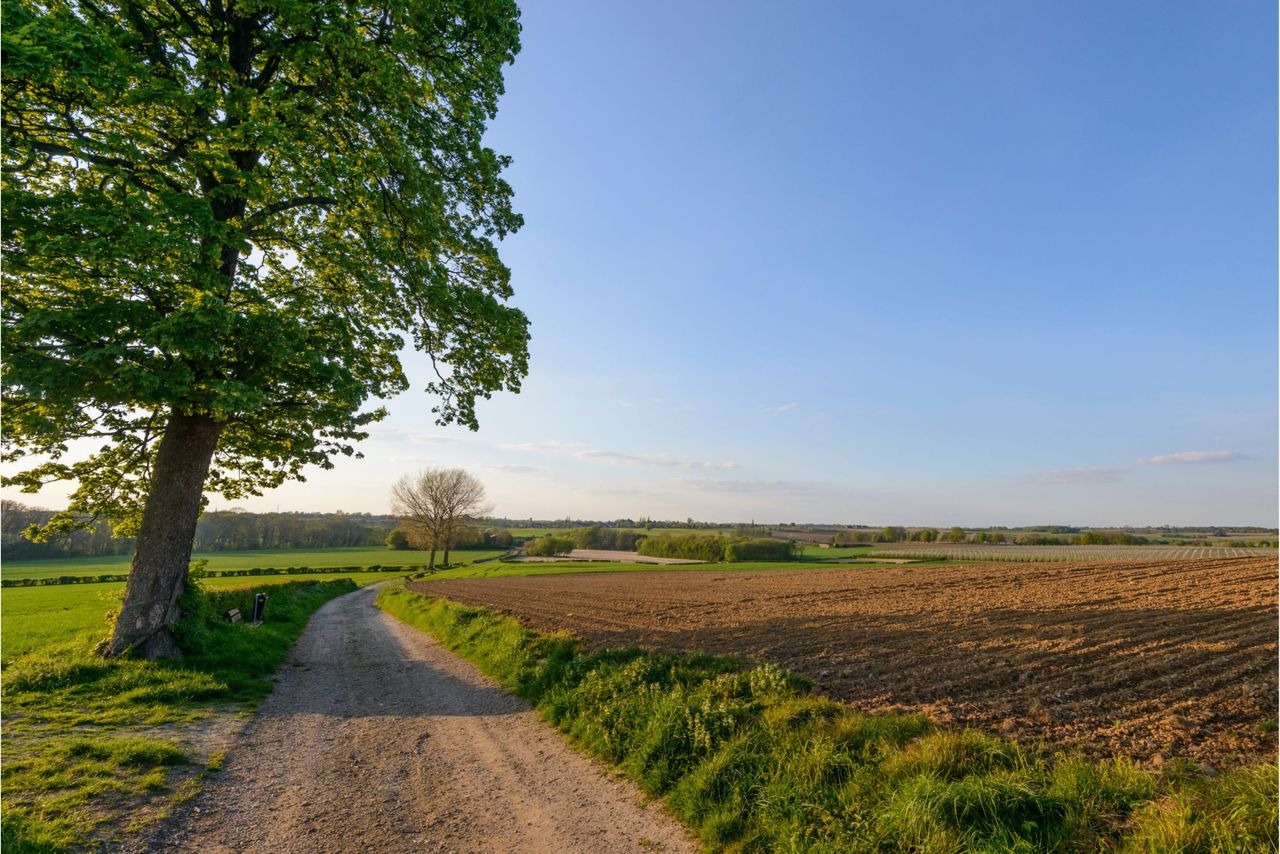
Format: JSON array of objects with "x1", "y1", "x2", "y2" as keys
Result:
[
  {"x1": 724, "y1": 538, "x2": 797, "y2": 561},
  {"x1": 525, "y1": 536, "x2": 575, "y2": 557},
  {"x1": 638, "y1": 534, "x2": 727, "y2": 561}
]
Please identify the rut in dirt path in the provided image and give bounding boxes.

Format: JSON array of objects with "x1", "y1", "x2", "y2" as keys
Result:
[{"x1": 128, "y1": 584, "x2": 694, "y2": 854}]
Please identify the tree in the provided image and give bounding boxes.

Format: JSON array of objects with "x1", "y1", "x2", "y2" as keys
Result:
[
  {"x1": 524, "y1": 535, "x2": 574, "y2": 557},
  {"x1": 2, "y1": 1, "x2": 528, "y2": 658},
  {"x1": 390, "y1": 468, "x2": 489, "y2": 569},
  {"x1": 386, "y1": 528, "x2": 411, "y2": 551},
  {"x1": 880, "y1": 526, "x2": 907, "y2": 543}
]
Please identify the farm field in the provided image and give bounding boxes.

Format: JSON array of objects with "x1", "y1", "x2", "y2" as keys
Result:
[
  {"x1": 0, "y1": 547, "x2": 504, "y2": 580},
  {"x1": 1, "y1": 572, "x2": 405, "y2": 662},
  {"x1": 417, "y1": 556, "x2": 1279, "y2": 768},
  {"x1": 867, "y1": 542, "x2": 1275, "y2": 561}
]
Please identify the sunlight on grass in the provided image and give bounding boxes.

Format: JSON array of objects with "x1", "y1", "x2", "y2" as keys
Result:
[{"x1": 2, "y1": 579, "x2": 357, "y2": 852}]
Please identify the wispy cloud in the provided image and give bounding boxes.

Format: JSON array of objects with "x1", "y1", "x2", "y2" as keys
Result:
[
  {"x1": 761, "y1": 402, "x2": 799, "y2": 413},
  {"x1": 505, "y1": 440, "x2": 736, "y2": 471},
  {"x1": 502, "y1": 439, "x2": 586, "y2": 452},
  {"x1": 1137, "y1": 450, "x2": 1246, "y2": 465},
  {"x1": 672, "y1": 477, "x2": 848, "y2": 499},
  {"x1": 577, "y1": 449, "x2": 737, "y2": 471},
  {"x1": 1026, "y1": 467, "x2": 1127, "y2": 485},
  {"x1": 369, "y1": 426, "x2": 457, "y2": 445},
  {"x1": 476, "y1": 463, "x2": 546, "y2": 474}
]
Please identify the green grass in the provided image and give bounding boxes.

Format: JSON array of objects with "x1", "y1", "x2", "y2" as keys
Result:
[
  {"x1": 377, "y1": 584, "x2": 1279, "y2": 853},
  {"x1": 1, "y1": 547, "x2": 505, "y2": 580},
  {"x1": 1, "y1": 572, "x2": 401, "y2": 664},
  {"x1": 2, "y1": 578, "x2": 360, "y2": 851}
]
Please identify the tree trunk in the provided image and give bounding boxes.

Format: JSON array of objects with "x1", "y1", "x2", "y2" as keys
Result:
[
  {"x1": 428, "y1": 546, "x2": 437, "y2": 571},
  {"x1": 107, "y1": 410, "x2": 222, "y2": 659}
]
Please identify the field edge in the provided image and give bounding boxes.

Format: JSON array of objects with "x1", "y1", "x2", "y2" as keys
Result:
[{"x1": 376, "y1": 583, "x2": 1279, "y2": 853}]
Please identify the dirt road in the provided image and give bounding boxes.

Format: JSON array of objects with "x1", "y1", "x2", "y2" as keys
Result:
[{"x1": 129, "y1": 585, "x2": 693, "y2": 854}]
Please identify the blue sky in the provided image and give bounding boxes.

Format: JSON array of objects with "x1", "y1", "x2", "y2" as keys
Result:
[{"x1": 20, "y1": 2, "x2": 1280, "y2": 525}]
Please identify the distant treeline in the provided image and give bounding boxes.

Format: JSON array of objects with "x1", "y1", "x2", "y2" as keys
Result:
[
  {"x1": 2, "y1": 502, "x2": 396, "y2": 559},
  {"x1": 521, "y1": 531, "x2": 797, "y2": 562},
  {"x1": 823, "y1": 526, "x2": 1273, "y2": 547},
  {"x1": 484, "y1": 516, "x2": 725, "y2": 531},
  {"x1": 1, "y1": 563, "x2": 424, "y2": 588},
  {"x1": 507, "y1": 526, "x2": 649, "y2": 558},
  {"x1": 567, "y1": 526, "x2": 647, "y2": 551},
  {"x1": 638, "y1": 534, "x2": 797, "y2": 562}
]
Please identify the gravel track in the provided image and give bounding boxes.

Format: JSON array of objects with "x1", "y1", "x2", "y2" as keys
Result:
[{"x1": 126, "y1": 584, "x2": 693, "y2": 854}]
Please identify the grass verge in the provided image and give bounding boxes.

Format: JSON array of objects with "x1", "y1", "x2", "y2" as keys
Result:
[
  {"x1": 377, "y1": 584, "x2": 1278, "y2": 853},
  {"x1": 2, "y1": 578, "x2": 358, "y2": 852}
]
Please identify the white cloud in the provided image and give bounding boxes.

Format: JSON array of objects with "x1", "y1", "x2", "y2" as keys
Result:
[
  {"x1": 761, "y1": 401, "x2": 799, "y2": 413},
  {"x1": 477, "y1": 464, "x2": 546, "y2": 474},
  {"x1": 1137, "y1": 450, "x2": 1246, "y2": 465}
]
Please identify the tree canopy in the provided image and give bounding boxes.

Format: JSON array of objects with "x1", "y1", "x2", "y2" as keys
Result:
[
  {"x1": 1, "y1": 0, "x2": 529, "y2": 656},
  {"x1": 2, "y1": 0, "x2": 529, "y2": 536}
]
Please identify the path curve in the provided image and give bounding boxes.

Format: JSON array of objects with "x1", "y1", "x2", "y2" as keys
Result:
[{"x1": 129, "y1": 584, "x2": 694, "y2": 853}]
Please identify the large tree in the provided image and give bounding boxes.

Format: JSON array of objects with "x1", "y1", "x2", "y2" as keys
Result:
[{"x1": 1, "y1": 0, "x2": 529, "y2": 657}]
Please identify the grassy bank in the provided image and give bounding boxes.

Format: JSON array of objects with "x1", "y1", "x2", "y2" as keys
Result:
[
  {"x1": 2, "y1": 579, "x2": 358, "y2": 852},
  {"x1": 377, "y1": 585, "x2": 1278, "y2": 853}
]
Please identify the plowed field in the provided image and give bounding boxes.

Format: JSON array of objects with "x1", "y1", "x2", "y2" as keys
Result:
[{"x1": 413, "y1": 557, "x2": 1278, "y2": 767}]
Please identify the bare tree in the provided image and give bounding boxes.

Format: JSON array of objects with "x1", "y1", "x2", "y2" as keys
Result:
[{"x1": 390, "y1": 469, "x2": 490, "y2": 570}]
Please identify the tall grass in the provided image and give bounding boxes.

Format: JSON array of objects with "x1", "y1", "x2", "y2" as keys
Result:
[{"x1": 378, "y1": 585, "x2": 1278, "y2": 853}]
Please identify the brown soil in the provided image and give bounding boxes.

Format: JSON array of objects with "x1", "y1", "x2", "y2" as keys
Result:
[
  {"x1": 125, "y1": 584, "x2": 694, "y2": 853},
  {"x1": 415, "y1": 557, "x2": 1279, "y2": 768}
]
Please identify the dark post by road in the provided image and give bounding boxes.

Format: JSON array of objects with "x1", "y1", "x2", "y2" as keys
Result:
[{"x1": 251, "y1": 593, "x2": 267, "y2": 627}]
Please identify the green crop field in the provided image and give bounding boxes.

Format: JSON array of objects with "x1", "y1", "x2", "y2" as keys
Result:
[
  {"x1": 1, "y1": 572, "x2": 405, "y2": 663},
  {"x1": 0, "y1": 547, "x2": 505, "y2": 580},
  {"x1": 1, "y1": 548, "x2": 503, "y2": 660}
]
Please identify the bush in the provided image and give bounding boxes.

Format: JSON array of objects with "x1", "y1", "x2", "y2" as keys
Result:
[
  {"x1": 568, "y1": 526, "x2": 646, "y2": 551},
  {"x1": 724, "y1": 538, "x2": 797, "y2": 561},
  {"x1": 640, "y1": 534, "x2": 797, "y2": 562},
  {"x1": 638, "y1": 534, "x2": 728, "y2": 561},
  {"x1": 386, "y1": 528, "x2": 411, "y2": 550},
  {"x1": 525, "y1": 536, "x2": 575, "y2": 557}
]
